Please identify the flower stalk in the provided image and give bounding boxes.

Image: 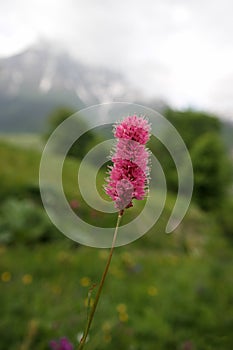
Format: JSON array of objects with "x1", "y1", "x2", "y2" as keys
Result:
[{"x1": 77, "y1": 212, "x2": 123, "y2": 350}]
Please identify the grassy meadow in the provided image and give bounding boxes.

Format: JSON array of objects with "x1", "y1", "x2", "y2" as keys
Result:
[{"x1": 0, "y1": 127, "x2": 233, "y2": 350}]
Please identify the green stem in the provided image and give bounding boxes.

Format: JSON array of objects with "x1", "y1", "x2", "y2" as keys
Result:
[{"x1": 77, "y1": 212, "x2": 123, "y2": 350}]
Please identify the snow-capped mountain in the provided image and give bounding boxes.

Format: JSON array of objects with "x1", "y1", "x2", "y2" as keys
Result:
[{"x1": 0, "y1": 42, "x2": 144, "y2": 132}]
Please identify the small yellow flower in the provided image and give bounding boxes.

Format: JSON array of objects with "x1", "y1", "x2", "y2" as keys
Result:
[
  {"x1": 110, "y1": 266, "x2": 123, "y2": 278},
  {"x1": 99, "y1": 250, "x2": 109, "y2": 260},
  {"x1": 103, "y1": 333, "x2": 112, "y2": 343},
  {"x1": 22, "y1": 274, "x2": 33, "y2": 285},
  {"x1": 102, "y1": 322, "x2": 112, "y2": 343},
  {"x1": 147, "y1": 286, "x2": 158, "y2": 296},
  {"x1": 80, "y1": 277, "x2": 91, "y2": 287},
  {"x1": 84, "y1": 297, "x2": 94, "y2": 308},
  {"x1": 1, "y1": 271, "x2": 11, "y2": 282},
  {"x1": 119, "y1": 312, "x2": 129, "y2": 322},
  {"x1": 116, "y1": 303, "x2": 127, "y2": 313},
  {"x1": 102, "y1": 322, "x2": 112, "y2": 332},
  {"x1": 116, "y1": 303, "x2": 129, "y2": 322}
]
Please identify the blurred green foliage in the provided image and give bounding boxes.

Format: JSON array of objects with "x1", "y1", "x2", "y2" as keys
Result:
[
  {"x1": 0, "y1": 198, "x2": 59, "y2": 245},
  {"x1": 45, "y1": 107, "x2": 100, "y2": 160},
  {"x1": 191, "y1": 132, "x2": 232, "y2": 210},
  {"x1": 149, "y1": 109, "x2": 233, "y2": 210},
  {"x1": 0, "y1": 141, "x2": 39, "y2": 199},
  {"x1": 164, "y1": 108, "x2": 221, "y2": 149}
]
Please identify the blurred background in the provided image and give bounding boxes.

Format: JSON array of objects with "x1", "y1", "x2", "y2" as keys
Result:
[{"x1": 0, "y1": 1, "x2": 233, "y2": 349}]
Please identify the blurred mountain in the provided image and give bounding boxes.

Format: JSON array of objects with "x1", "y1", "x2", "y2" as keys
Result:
[{"x1": 0, "y1": 42, "x2": 163, "y2": 132}]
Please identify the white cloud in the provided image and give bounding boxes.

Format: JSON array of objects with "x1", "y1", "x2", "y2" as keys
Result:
[{"x1": 0, "y1": 0, "x2": 233, "y2": 117}]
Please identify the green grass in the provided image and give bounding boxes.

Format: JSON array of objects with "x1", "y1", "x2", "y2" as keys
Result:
[
  {"x1": 1, "y1": 233, "x2": 233, "y2": 350},
  {"x1": 0, "y1": 138, "x2": 233, "y2": 349},
  {"x1": 0, "y1": 133, "x2": 43, "y2": 150},
  {"x1": 0, "y1": 141, "x2": 41, "y2": 198}
]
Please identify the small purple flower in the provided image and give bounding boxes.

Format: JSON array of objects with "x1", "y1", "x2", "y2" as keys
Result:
[{"x1": 50, "y1": 337, "x2": 73, "y2": 350}]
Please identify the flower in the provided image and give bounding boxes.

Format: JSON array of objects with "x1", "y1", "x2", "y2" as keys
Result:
[
  {"x1": 105, "y1": 115, "x2": 151, "y2": 210},
  {"x1": 22, "y1": 274, "x2": 33, "y2": 285},
  {"x1": 147, "y1": 286, "x2": 158, "y2": 296},
  {"x1": 116, "y1": 303, "x2": 129, "y2": 322},
  {"x1": 1, "y1": 271, "x2": 11, "y2": 282},
  {"x1": 70, "y1": 199, "x2": 79, "y2": 210},
  {"x1": 114, "y1": 114, "x2": 150, "y2": 144},
  {"x1": 80, "y1": 276, "x2": 91, "y2": 287},
  {"x1": 50, "y1": 337, "x2": 73, "y2": 350}
]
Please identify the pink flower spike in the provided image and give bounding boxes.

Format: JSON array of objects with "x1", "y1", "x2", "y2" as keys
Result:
[
  {"x1": 114, "y1": 115, "x2": 150, "y2": 144},
  {"x1": 115, "y1": 179, "x2": 134, "y2": 210},
  {"x1": 105, "y1": 115, "x2": 151, "y2": 211}
]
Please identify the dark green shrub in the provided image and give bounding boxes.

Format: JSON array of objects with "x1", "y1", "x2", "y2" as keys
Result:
[{"x1": 0, "y1": 198, "x2": 59, "y2": 245}]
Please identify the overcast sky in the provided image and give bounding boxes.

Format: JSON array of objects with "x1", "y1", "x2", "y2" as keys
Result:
[{"x1": 1, "y1": 0, "x2": 233, "y2": 118}]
